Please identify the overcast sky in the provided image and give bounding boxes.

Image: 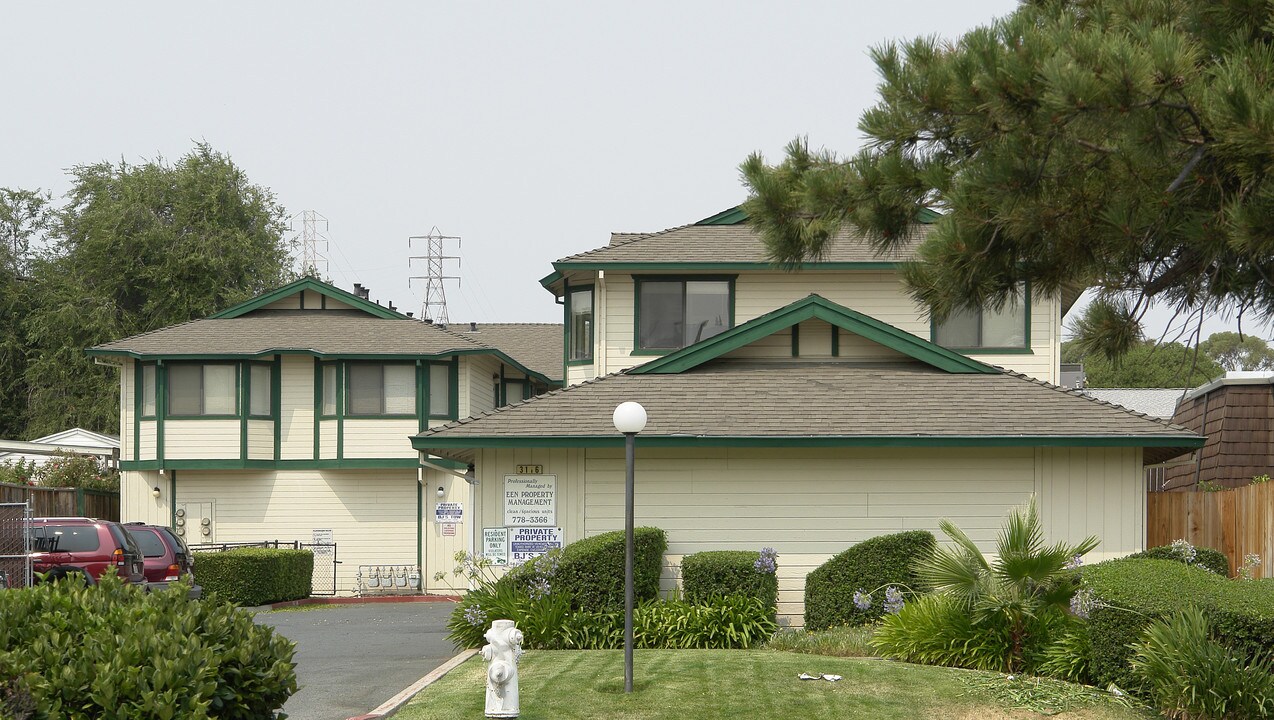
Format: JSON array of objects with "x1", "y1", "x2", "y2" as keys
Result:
[{"x1": 1, "y1": 2, "x2": 1265, "y2": 340}]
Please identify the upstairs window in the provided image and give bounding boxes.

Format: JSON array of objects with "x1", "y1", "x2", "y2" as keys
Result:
[
  {"x1": 934, "y1": 302, "x2": 1027, "y2": 351},
  {"x1": 346, "y1": 363, "x2": 415, "y2": 416},
  {"x1": 139, "y1": 363, "x2": 157, "y2": 418},
  {"x1": 636, "y1": 278, "x2": 732, "y2": 351},
  {"x1": 428, "y1": 363, "x2": 452, "y2": 417},
  {"x1": 320, "y1": 364, "x2": 338, "y2": 417},
  {"x1": 248, "y1": 363, "x2": 273, "y2": 417},
  {"x1": 568, "y1": 287, "x2": 593, "y2": 361},
  {"x1": 168, "y1": 364, "x2": 237, "y2": 416}
]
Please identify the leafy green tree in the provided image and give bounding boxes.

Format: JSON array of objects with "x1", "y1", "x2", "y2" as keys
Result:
[
  {"x1": 1198, "y1": 331, "x2": 1274, "y2": 372},
  {"x1": 913, "y1": 498, "x2": 1097, "y2": 672},
  {"x1": 20, "y1": 144, "x2": 294, "y2": 436},
  {"x1": 741, "y1": 1, "x2": 1274, "y2": 358},
  {"x1": 1063, "y1": 339, "x2": 1221, "y2": 388},
  {"x1": 0, "y1": 189, "x2": 48, "y2": 438}
]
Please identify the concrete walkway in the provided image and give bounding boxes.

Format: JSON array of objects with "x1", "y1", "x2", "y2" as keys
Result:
[{"x1": 256, "y1": 601, "x2": 457, "y2": 720}]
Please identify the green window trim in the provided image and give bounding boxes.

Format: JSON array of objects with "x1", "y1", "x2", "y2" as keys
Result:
[
  {"x1": 930, "y1": 284, "x2": 1033, "y2": 352},
  {"x1": 565, "y1": 283, "x2": 595, "y2": 365},
  {"x1": 633, "y1": 275, "x2": 736, "y2": 352}
]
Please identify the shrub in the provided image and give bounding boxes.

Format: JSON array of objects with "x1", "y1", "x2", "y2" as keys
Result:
[
  {"x1": 0, "y1": 459, "x2": 37, "y2": 487},
  {"x1": 0, "y1": 574, "x2": 296, "y2": 719},
  {"x1": 803, "y1": 530, "x2": 935, "y2": 631},
  {"x1": 870, "y1": 593, "x2": 1067, "y2": 673},
  {"x1": 1082, "y1": 558, "x2": 1274, "y2": 691},
  {"x1": 196, "y1": 548, "x2": 313, "y2": 606},
  {"x1": 681, "y1": 549, "x2": 778, "y2": 613},
  {"x1": 34, "y1": 452, "x2": 119, "y2": 492},
  {"x1": 561, "y1": 595, "x2": 777, "y2": 650},
  {"x1": 1126, "y1": 540, "x2": 1230, "y2": 576},
  {"x1": 1130, "y1": 607, "x2": 1274, "y2": 719},
  {"x1": 445, "y1": 578, "x2": 572, "y2": 650},
  {"x1": 526, "y1": 527, "x2": 666, "y2": 612}
]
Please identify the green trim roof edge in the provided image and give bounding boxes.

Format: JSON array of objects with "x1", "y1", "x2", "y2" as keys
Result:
[
  {"x1": 627, "y1": 294, "x2": 997, "y2": 376},
  {"x1": 209, "y1": 277, "x2": 406, "y2": 319},
  {"x1": 411, "y1": 434, "x2": 1205, "y2": 450}
]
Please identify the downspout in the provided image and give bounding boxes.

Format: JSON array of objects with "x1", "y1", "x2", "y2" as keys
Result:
[
  {"x1": 416, "y1": 466, "x2": 423, "y2": 591},
  {"x1": 597, "y1": 270, "x2": 606, "y2": 376},
  {"x1": 469, "y1": 461, "x2": 477, "y2": 590}
]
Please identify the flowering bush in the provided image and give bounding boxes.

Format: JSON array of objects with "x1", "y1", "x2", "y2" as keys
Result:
[
  {"x1": 0, "y1": 459, "x2": 38, "y2": 486},
  {"x1": 681, "y1": 548, "x2": 779, "y2": 616},
  {"x1": 1239, "y1": 553, "x2": 1263, "y2": 581},
  {"x1": 803, "y1": 530, "x2": 936, "y2": 631},
  {"x1": 440, "y1": 550, "x2": 571, "y2": 650},
  {"x1": 35, "y1": 453, "x2": 119, "y2": 492}
]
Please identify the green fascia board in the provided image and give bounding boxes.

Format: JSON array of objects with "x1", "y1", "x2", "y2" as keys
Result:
[
  {"x1": 550, "y1": 261, "x2": 903, "y2": 273},
  {"x1": 411, "y1": 434, "x2": 1205, "y2": 451},
  {"x1": 209, "y1": 277, "x2": 406, "y2": 320},
  {"x1": 86, "y1": 348, "x2": 557, "y2": 387},
  {"x1": 539, "y1": 270, "x2": 564, "y2": 291},
  {"x1": 696, "y1": 206, "x2": 749, "y2": 225},
  {"x1": 121, "y1": 458, "x2": 423, "y2": 471},
  {"x1": 628, "y1": 294, "x2": 997, "y2": 376}
]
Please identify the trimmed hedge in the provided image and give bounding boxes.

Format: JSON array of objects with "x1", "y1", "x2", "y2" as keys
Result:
[
  {"x1": 1125, "y1": 543, "x2": 1230, "y2": 576},
  {"x1": 1082, "y1": 558, "x2": 1274, "y2": 691},
  {"x1": 0, "y1": 573, "x2": 296, "y2": 719},
  {"x1": 196, "y1": 548, "x2": 314, "y2": 606},
  {"x1": 681, "y1": 550, "x2": 778, "y2": 613},
  {"x1": 514, "y1": 527, "x2": 667, "y2": 612},
  {"x1": 804, "y1": 530, "x2": 936, "y2": 631}
]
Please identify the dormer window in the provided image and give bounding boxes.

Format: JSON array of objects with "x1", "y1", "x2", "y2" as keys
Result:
[
  {"x1": 934, "y1": 301, "x2": 1028, "y2": 351},
  {"x1": 636, "y1": 277, "x2": 733, "y2": 351}
]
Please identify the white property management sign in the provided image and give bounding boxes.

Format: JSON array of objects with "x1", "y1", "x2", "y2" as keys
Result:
[{"x1": 503, "y1": 475, "x2": 556, "y2": 527}]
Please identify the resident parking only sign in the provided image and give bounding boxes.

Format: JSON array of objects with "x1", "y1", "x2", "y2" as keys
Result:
[
  {"x1": 508, "y1": 527, "x2": 563, "y2": 566},
  {"x1": 503, "y1": 475, "x2": 556, "y2": 526}
]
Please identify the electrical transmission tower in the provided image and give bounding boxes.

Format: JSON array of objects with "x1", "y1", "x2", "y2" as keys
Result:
[
  {"x1": 409, "y1": 227, "x2": 461, "y2": 325},
  {"x1": 291, "y1": 210, "x2": 330, "y2": 278}
]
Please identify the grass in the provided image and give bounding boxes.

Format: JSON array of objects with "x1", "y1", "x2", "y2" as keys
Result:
[
  {"x1": 395, "y1": 650, "x2": 1150, "y2": 720},
  {"x1": 260, "y1": 603, "x2": 352, "y2": 614},
  {"x1": 765, "y1": 625, "x2": 877, "y2": 657}
]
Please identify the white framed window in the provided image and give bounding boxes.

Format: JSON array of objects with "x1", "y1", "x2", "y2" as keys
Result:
[
  {"x1": 249, "y1": 364, "x2": 272, "y2": 417},
  {"x1": 167, "y1": 364, "x2": 237, "y2": 416},
  {"x1": 347, "y1": 363, "x2": 415, "y2": 416}
]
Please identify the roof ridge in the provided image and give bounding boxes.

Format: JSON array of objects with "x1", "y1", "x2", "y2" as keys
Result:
[
  {"x1": 419, "y1": 370, "x2": 630, "y2": 436},
  {"x1": 554, "y1": 222, "x2": 700, "y2": 264},
  {"x1": 1000, "y1": 368, "x2": 1193, "y2": 432}
]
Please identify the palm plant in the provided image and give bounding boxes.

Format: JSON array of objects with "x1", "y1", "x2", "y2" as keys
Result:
[{"x1": 915, "y1": 497, "x2": 1098, "y2": 672}]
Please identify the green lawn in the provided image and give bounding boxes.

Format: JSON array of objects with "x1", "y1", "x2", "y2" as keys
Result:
[{"x1": 395, "y1": 650, "x2": 1150, "y2": 720}]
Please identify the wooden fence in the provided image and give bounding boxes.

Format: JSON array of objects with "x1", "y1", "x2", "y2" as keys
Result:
[
  {"x1": 0, "y1": 482, "x2": 119, "y2": 521},
  {"x1": 1147, "y1": 481, "x2": 1273, "y2": 578}
]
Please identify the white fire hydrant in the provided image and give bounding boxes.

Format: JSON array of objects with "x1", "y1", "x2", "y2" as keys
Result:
[{"x1": 480, "y1": 619, "x2": 523, "y2": 718}]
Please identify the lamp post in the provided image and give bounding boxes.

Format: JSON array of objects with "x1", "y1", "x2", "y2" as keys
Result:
[{"x1": 612, "y1": 401, "x2": 647, "y2": 694}]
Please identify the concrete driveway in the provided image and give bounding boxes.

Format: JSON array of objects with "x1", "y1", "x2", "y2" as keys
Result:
[{"x1": 256, "y1": 601, "x2": 457, "y2": 720}]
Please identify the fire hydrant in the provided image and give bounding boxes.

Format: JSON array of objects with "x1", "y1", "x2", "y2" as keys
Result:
[{"x1": 480, "y1": 619, "x2": 523, "y2": 718}]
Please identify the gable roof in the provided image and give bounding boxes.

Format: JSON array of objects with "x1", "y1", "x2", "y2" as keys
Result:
[
  {"x1": 411, "y1": 361, "x2": 1203, "y2": 465},
  {"x1": 630, "y1": 294, "x2": 996, "y2": 376},
  {"x1": 1080, "y1": 388, "x2": 1189, "y2": 420},
  {"x1": 451, "y1": 323, "x2": 564, "y2": 382},
  {"x1": 211, "y1": 277, "x2": 405, "y2": 319}
]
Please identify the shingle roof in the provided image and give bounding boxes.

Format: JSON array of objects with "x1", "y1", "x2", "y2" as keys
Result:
[
  {"x1": 91, "y1": 311, "x2": 487, "y2": 357},
  {"x1": 555, "y1": 223, "x2": 929, "y2": 266},
  {"x1": 451, "y1": 323, "x2": 563, "y2": 382},
  {"x1": 414, "y1": 360, "x2": 1202, "y2": 464},
  {"x1": 1080, "y1": 388, "x2": 1189, "y2": 420}
]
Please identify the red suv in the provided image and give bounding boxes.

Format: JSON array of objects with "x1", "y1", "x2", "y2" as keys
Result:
[
  {"x1": 123, "y1": 522, "x2": 202, "y2": 598},
  {"x1": 28, "y1": 517, "x2": 146, "y2": 586}
]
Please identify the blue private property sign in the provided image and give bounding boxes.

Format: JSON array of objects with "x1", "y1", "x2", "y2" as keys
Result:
[{"x1": 508, "y1": 526, "x2": 563, "y2": 565}]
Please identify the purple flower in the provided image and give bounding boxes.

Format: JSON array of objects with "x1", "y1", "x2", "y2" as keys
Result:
[
  {"x1": 1069, "y1": 588, "x2": 1097, "y2": 619},
  {"x1": 1063, "y1": 554, "x2": 1083, "y2": 570},
  {"x1": 883, "y1": 586, "x2": 905, "y2": 614},
  {"x1": 853, "y1": 590, "x2": 873, "y2": 611},
  {"x1": 754, "y1": 547, "x2": 779, "y2": 574},
  {"x1": 463, "y1": 604, "x2": 487, "y2": 628},
  {"x1": 527, "y1": 576, "x2": 552, "y2": 600}
]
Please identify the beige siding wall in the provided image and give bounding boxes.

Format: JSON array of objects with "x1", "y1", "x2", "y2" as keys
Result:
[
  {"x1": 343, "y1": 419, "x2": 418, "y2": 459},
  {"x1": 465, "y1": 354, "x2": 500, "y2": 417},
  {"x1": 279, "y1": 356, "x2": 315, "y2": 460},
  {"x1": 318, "y1": 421, "x2": 337, "y2": 459},
  {"x1": 164, "y1": 420, "x2": 239, "y2": 460},
  {"x1": 174, "y1": 469, "x2": 418, "y2": 594},
  {"x1": 566, "y1": 364, "x2": 595, "y2": 386},
  {"x1": 247, "y1": 421, "x2": 273, "y2": 460},
  {"x1": 469, "y1": 445, "x2": 1144, "y2": 626},
  {"x1": 120, "y1": 360, "x2": 133, "y2": 461},
  {"x1": 593, "y1": 271, "x2": 1060, "y2": 383},
  {"x1": 139, "y1": 421, "x2": 157, "y2": 460},
  {"x1": 120, "y1": 470, "x2": 169, "y2": 526}
]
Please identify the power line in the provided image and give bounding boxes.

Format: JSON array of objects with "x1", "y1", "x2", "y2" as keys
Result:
[{"x1": 289, "y1": 210, "x2": 330, "y2": 278}]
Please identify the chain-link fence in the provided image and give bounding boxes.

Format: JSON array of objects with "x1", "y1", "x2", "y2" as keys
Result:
[
  {"x1": 0, "y1": 502, "x2": 31, "y2": 589},
  {"x1": 188, "y1": 539, "x2": 338, "y2": 596}
]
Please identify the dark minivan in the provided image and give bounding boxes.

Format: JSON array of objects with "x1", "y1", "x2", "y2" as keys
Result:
[
  {"x1": 123, "y1": 522, "x2": 202, "y2": 598},
  {"x1": 28, "y1": 517, "x2": 146, "y2": 585}
]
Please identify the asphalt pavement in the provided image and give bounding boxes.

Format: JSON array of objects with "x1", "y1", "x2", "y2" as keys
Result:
[{"x1": 255, "y1": 601, "x2": 458, "y2": 720}]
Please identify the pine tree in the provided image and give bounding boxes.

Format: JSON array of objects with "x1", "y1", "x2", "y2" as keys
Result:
[{"x1": 741, "y1": 0, "x2": 1274, "y2": 358}]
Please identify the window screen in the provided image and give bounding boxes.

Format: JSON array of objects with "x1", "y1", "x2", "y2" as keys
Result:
[
  {"x1": 250, "y1": 364, "x2": 272, "y2": 416},
  {"x1": 347, "y1": 364, "x2": 415, "y2": 416},
  {"x1": 934, "y1": 302, "x2": 1026, "y2": 350},
  {"x1": 569, "y1": 288, "x2": 593, "y2": 361},
  {"x1": 429, "y1": 364, "x2": 451, "y2": 416}
]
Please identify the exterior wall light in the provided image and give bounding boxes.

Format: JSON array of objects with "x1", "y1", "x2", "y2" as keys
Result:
[{"x1": 151, "y1": 486, "x2": 161, "y2": 498}]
